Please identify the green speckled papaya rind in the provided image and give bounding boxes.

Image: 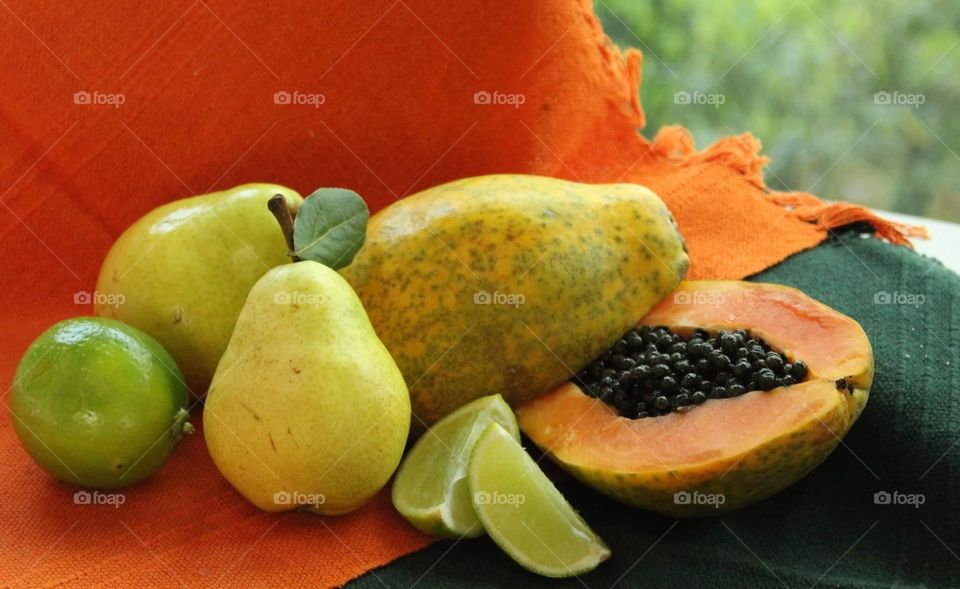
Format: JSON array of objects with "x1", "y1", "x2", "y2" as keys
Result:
[{"x1": 342, "y1": 175, "x2": 689, "y2": 425}]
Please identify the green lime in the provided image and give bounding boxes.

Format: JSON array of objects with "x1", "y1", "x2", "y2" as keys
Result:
[
  {"x1": 468, "y1": 423, "x2": 610, "y2": 578},
  {"x1": 392, "y1": 394, "x2": 519, "y2": 538},
  {"x1": 9, "y1": 317, "x2": 193, "y2": 488}
]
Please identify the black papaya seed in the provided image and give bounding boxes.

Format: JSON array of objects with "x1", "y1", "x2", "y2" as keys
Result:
[
  {"x1": 673, "y1": 359, "x2": 693, "y2": 375},
  {"x1": 696, "y1": 358, "x2": 712, "y2": 374},
  {"x1": 652, "y1": 363, "x2": 671, "y2": 379},
  {"x1": 574, "y1": 326, "x2": 810, "y2": 419},
  {"x1": 733, "y1": 360, "x2": 752, "y2": 376},
  {"x1": 766, "y1": 353, "x2": 784, "y2": 372},
  {"x1": 791, "y1": 360, "x2": 808, "y2": 379},
  {"x1": 758, "y1": 371, "x2": 778, "y2": 391}
]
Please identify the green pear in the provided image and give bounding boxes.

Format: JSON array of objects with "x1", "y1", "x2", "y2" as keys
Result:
[
  {"x1": 203, "y1": 261, "x2": 411, "y2": 515},
  {"x1": 95, "y1": 184, "x2": 303, "y2": 396}
]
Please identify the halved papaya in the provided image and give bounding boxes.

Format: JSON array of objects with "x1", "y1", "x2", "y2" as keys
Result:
[{"x1": 517, "y1": 281, "x2": 873, "y2": 516}]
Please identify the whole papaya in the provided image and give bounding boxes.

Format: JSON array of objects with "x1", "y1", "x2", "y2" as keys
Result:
[{"x1": 341, "y1": 175, "x2": 688, "y2": 425}]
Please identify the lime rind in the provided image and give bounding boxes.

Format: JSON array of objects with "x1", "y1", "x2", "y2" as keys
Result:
[
  {"x1": 468, "y1": 423, "x2": 610, "y2": 578},
  {"x1": 392, "y1": 394, "x2": 519, "y2": 538},
  {"x1": 9, "y1": 317, "x2": 192, "y2": 489}
]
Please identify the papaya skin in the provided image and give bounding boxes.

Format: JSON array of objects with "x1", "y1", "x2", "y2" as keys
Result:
[
  {"x1": 517, "y1": 281, "x2": 873, "y2": 516},
  {"x1": 341, "y1": 175, "x2": 689, "y2": 426}
]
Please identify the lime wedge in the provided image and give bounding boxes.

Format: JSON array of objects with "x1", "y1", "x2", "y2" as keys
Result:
[
  {"x1": 392, "y1": 394, "x2": 519, "y2": 538},
  {"x1": 468, "y1": 423, "x2": 610, "y2": 578}
]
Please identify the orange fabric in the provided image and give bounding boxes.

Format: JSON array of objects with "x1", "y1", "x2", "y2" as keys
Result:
[
  {"x1": 0, "y1": 0, "x2": 915, "y2": 586},
  {"x1": 768, "y1": 191, "x2": 929, "y2": 245}
]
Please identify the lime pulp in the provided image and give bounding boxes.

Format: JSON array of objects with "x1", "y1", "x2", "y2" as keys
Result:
[
  {"x1": 468, "y1": 422, "x2": 610, "y2": 578},
  {"x1": 391, "y1": 394, "x2": 519, "y2": 538}
]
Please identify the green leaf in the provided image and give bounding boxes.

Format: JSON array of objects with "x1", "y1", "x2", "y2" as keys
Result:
[{"x1": 292, "y1": 188, "x2": 369, "y2": 269}]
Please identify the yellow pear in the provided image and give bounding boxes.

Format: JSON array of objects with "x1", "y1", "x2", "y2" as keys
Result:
[{"x1": 203, "y1": 261, "x2": 411, "y2": 514}]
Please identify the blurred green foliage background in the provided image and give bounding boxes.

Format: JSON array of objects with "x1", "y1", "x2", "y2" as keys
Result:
[{"x1": 595, "y1": 0, "x2": 960, "y2": 222}]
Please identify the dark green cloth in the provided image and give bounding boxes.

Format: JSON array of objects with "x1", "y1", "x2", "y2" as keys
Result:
[{"x1": 348, "y1": 232, "x2": 960, "y2": 588}]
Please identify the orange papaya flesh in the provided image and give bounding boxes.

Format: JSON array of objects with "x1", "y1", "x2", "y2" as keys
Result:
[{"x1": 517, "y1": 281, "x2": 872, "y2": 516}]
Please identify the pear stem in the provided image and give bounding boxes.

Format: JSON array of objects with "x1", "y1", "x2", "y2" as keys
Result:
[{"x1": 268, "y1": 194, "x2": 300, "y2": 262}]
